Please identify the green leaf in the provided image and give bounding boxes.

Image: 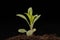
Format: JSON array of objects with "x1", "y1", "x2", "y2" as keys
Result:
[
  {"x1": 16, "y1": 14, "x2": 29, "y2": 25},
  {"x1": 25, "y1": 13, "x2": 31, "y2": 21},
  {"x1": 27, "y1": 7, "x2": 33, "y2": 25},
  {"x1": 16, "y1": 14, "x2": 27, "y2": 21},
  {"x1": 32, "y1": 15, "x2": 41, "y2": 25},
  {"x1": 26, "y1": 28, "x2": 36, "y2": 36},
  {"x1": 28, "y1": 7, "x2": 34, "y2": 24},
  {"x1": 25, "y1": 13, "x2": 32, "y2": 25},
  {"x1": 31, "y1": 15, "x2": 37, "y2": 24},
  {"x1": 28, "y1": 7, "x2": 33, "y2": 16},
  {"x1": 18, "y1": 29, "x2": 27, "y2": 33}
]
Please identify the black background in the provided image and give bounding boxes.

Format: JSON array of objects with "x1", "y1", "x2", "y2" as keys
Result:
[{"x1": 0, "y1": 0, "x2": 60, "y2": 40}]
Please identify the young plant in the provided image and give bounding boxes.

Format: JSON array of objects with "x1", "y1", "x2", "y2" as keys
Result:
[{"x1": 16, "y1": 7, "x2": 41, "y2": 36}]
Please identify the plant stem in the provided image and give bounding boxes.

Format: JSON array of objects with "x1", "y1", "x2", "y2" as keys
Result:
[{"x1": 29, "y1": 24, "x2": 33, "y2": 30}]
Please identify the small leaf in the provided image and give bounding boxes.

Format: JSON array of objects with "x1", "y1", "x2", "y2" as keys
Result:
[
  {"x1": 25, "y1": 13, "x2": 32, "y2": 25},
  {"x1": 31, "y1": 15, "x2": 37, "y2": 24},
  {"x1": 33, "y1": 15, "x2": 41, "y2": 25},
  {"x1": 16, "y1": 14, "x2": 29, "y2": 25},
  {"x1": 34, "y1": 15, "x2": 38, "y2": 18},
  {"x1": 16, "y1": 14, "x2": 27, "y2": 21},
  {"x1": 26, "y1": 28, "x2": 36, "y2": 36},
  {"x1": 25, "y1": 13, "x2": 31, "y2": 21},
  {"x1": 18, "y1": 29, "x2": 27, "y2": 33},
  {"x1": 28, "y1": 7, "x2": 33, "y2": 16}
]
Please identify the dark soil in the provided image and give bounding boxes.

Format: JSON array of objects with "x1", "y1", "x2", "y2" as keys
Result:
[{"x1": 5, "y1": 34, "x2": 60, "y2": 40}]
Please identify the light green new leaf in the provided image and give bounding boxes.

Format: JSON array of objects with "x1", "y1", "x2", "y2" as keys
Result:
[
  {"x1": 28, "y1": 7, "x2": 33, "y2": 16},
  {"x1": 25, "y1": 7, "x2": 35, "y2": 25},
  {"x1": 18, "y1": 29, "x2": 27, "y2": 33},
  {"x1": 27, "y1": 7, "x2": 33, "y2": 25},
  {"x1": 32, "y1": 15, "x2": 38, "y2": 23},
  {"x1": 25, "y1": 13, "x2": 35, "y2": 25},
  {"x1": 16, "y1": 14, "x2": 29, "y2": 25},
  {"x1": 32, "y1": 15, "x2": 41, "y2": 25},
  {"x1": 25, "y1": 13, "x2": 31, "y2": 21}
]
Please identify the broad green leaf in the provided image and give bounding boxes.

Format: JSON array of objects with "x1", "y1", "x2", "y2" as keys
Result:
[
  {"x1": 26, "y1": 28, "x2": 36, "y2": 36},
  {"x1": 28, "y1": 7, "x2": 33, "y2": 16},
  {"x1": 16, "y1": 14, "x2": 29, "y2": 25},
  {"x1": 18, "y1": 29, "x2": 27, "y2": 33}
]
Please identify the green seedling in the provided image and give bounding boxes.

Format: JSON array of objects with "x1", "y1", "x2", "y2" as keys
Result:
[{"x1": 16, "y1": 7, "x2": 41, "y2": 36}]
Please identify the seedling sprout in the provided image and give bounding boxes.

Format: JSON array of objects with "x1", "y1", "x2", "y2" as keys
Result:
[{"x1": 16, "y1": 7, "x2": 41, "y2": 36}]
